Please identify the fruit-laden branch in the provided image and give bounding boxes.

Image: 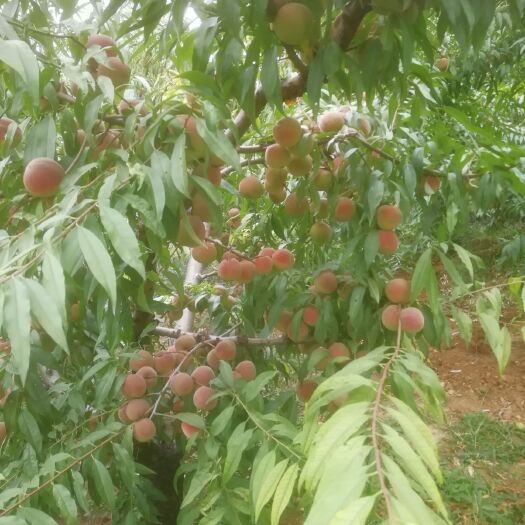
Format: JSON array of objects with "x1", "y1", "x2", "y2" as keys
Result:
[
  {"x1": 370, "y1": 320, "x2": 403, "y2": 525},
  {"x1": 204, "y1": 237, "x2": 253, "y2": 261},
  {"x1": 152, "y1": 326, "x2": 289, "y2": 346},
  {"x1": 220, "y1": 157, "x2": 265, "y2": 176},
  {"x1": 229, "y1": 0, "x2": 372, "y2": 140}
]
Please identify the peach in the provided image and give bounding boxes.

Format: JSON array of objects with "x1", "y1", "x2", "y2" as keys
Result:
[
  {"x1": 424, "y1": 175, "x2": 441, "y2": 192},
  {"x1": 169, "y1": 372, "x2": 194, "y2": 396},
  {"x1": 175, "y1": 334, "x2": 197, "y2": 352},
  {"x1": 272, "y1": 249, "x2": 294, "y2": 270},
  {"x1": 376, "y1": 205, "x2": 402, "y2": 230},
  {"x1": 118, "y1": 404, "x2": 132, "y2": 424},
  {"x1": 334, "y1": 197, "x2": 355, "y2": 221},
  {"x1": 238, "y1": 260, "x2": 257, "y2": 283},
  {"x1": 193, "y1": 386, "x2": 217, "y2": 411},
  {"x1": 318, "y1": 112, "x2": 345, "y2": 133},
  {"x1": 95, "y1": 130, "x2": 121, "y2": 156},
  {"x1": 191, "y1": 365, "x2": 215, "y2": 386},
  {"x1": 269, "y1": 187, "x2": 287, "y2": 203},
  {"x1": 133, "y1": 418, "x2": 156, "y2": 442},
  {"x1": 0, "y1": 118, "x2": 22, "y2": 146},
  {"x1": 125, "y1": 399, "x2": 150, "y2": 421},
  {"x1": 273, "y1": 2, "x2": 313, "y2": 46},
  {"x1": 296, "y1": 380, "x2": 316, "y2": 402},
  {"x1": 332, "y1": 155, "x2": 344, "y2": 173},
  {"x1": 313, "y1": 197, "x2": 329, "y2": 219},
  {"x1": 192, "y1": 242, "x2": 217, "y2": 265},
  {"x1": 130, "y1": 350, "x2": 154, "y2": 372},
  {"x1": 177, "y1": 215, "x2": 206, "y2": 247},
  {"x1": 235, "y1": 360, "x2": 257, "y2": 381},
  {"x1": 253, "y1": 255, "x2": 273, "y2": 274},
  {"x1": 178, "y1": 115, "x2": 207, "y2": 157},
  {"x1": 400, "y1": 307, "x2": 425, "y2": 333},
  {"x1": 122, "y1": 374, "x2": 147, "y2": 399},
  {"x1": 357, "y1": 116, "x2": 371, "y2": 136},
  {"x1": 117, "y1": 98, "x2": 149, "y2": 116},
  {"x1": 288, "y1": 155, "x2": 312, "y2": 177},
  {"x1": 273, "y1": 117, "x2": 302, "y2": 148},
  {"x1": 302, "y1": 305, "x2": 319, "y2": 327},
  {"x1": 378, "y1": 230, "x2": 399, "y2": 255},
  {"x1": 328, "y1": 342, "x2": 350, "y2": 360},
  {"x1": 218, "y1": 258, "x2": 242, "y2": 281},
  {"x1": 284, "y1": 193, "x2": 309, "y2": 216},
  {"x1": 136, "y1": 366, "x2": 157, "y2": 387},
  {"x1": 265, "y1": 143, "x2": 291, "y2": 169},
  {"x1": 181, "y1": 422, "x2": 201, "y2": 438},
  {"x1": 313, "y1": 271, "x2": 338, "y2": 294},
  {"x1": 0, "y1": 421, "x2": 6, "y2": 443},
  {"x1": 206, "y1": 349, "x2": 220, "y2": 369},
  {"x1": 191, "y1": 192, "x2": 212, "y2": 221},
  {"x1": 259, "y1": 247, "x2": 275, "y2": 257},
  {"x1": 228, "y1": 207, "x2": 241, "y2": 228},
  {"x1": 154, "y1": 352, "x2": 176, "y2": 374},
  {"x1": 214, "y1": 339, "x2": 236, "y2": 361},
  {"x1": 384, "y1": 278, "x2": 411, "y2": 304},
  {"x1": 239, "y1": 176, "x2": 264, "y2": 199},
  {"x1": 287, "y1": 321, "x2": 309, "y2": 343},
  {"x1": 265, "y1": 167, "x2": 287, "y2": 190},
  {"x1": 435, "y1": 57, "x2": 449, "y2": 71},
  {"x1": 86, "y1": 34, "x2": 117, "y2": 56},
  {"x1": 172, "y1": 399, "x2": 184, "y2": 412},
  {"x1": 310, "y1": 222, "x2": 332, "y2": 243},
  {"x1": 313, "y1": 168, "x2": 333, "y2": 190},
  {"x1": 96, "y1": 57, "x2": 130, "y2": 87},
  {"x1": 23, "y1": 158, "x2": 65, "y2": 197},
  {"x1": 381, "y1": 304, "x2": 401, "y2": 331},
  {"x1": 275, "y1": 310, "x2": 293, "y2": 332}
]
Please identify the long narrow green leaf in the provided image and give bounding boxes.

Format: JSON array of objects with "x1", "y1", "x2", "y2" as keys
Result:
[
  {"x1": 328, "y1": 495, "x2": 377, "y2": 525},
  {"x1": 254, "y1": 459, "x2": 288, "y2": 522},
  {"x1": 91, "y1": 458, "x2": 116, "y2": 509},
  {"x1": 270, "y1": 463, "x2": 298, "y2": 525},
  {"x1": 77, "y1": 226, "x2": 117, "y2": 311},
  {"x1": 100, "y1": 206, "x2": 145, "y2": 277},
  {"x1": 23, "y1": 278, "x2": 68, "y2": 352},
  {"x1": 4, "y1": 279, "x2": 31, "y2": 384},
  {"x1": 223, "y1": 423, "x2": 253, "y2": 482},
  {"x1": 42, "y1": 250, "x2": 67, "y2": 324},
  {"x1": 0, "y1": 39, "x2": 39, "y2": 102},
  {"x1": 52, "y1": 484, "x2": 78, "y2": 525}
]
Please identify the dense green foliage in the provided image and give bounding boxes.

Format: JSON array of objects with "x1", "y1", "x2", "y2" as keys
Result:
[{"x1": 0, "y1": 1, "x2": 524, "y2": 524}]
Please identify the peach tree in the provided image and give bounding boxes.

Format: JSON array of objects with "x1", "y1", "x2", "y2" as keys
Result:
[{"x1": 0, "y1": 1, "x2": 524, "y2": 524}]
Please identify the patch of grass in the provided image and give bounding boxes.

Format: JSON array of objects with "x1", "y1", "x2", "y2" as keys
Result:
[{"x1": 441, "y1": 413, "x2": 525, "y2": 525}]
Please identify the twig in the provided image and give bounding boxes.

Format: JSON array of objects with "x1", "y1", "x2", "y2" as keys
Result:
[
  {"x1": 371, "y1": 320, "x2": 403, "y2": 525},
  {"x1": 221, "y1": 157, "x2": 266, "y2": 177},
  {"x1": 285, "y1": 46, "x2": 308, "y2": 76},
  {"x1": 0, "y1": 427, "x2": 126, "y2": 517},
  {"x1": 204, "y1": 237, "x2": 253, "y2": 261},
  {"x1": 65, "y1": 134, "x2": 87, "y2": 174}
]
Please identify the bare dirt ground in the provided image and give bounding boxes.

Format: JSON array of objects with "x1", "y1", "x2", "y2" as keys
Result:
[{"x1": 430, "y1": 322, "x2": 525, "y2": 423}]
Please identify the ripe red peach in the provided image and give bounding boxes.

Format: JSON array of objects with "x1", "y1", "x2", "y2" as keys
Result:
[
  {"x1": 86, "y1": 34, "x2": 117, "y2": 56},
  {"x1": 206, "y1": 349, "x2": 220, "y2": 369},
  {"x1": 318, "y1": 111, "x2": 345, "y2": 133},
  {"x1": 191, "y1": 192, "x2": 212, "y2": 222},
  {"x1": 0, "y1": 118, "x2": 22, "y2": 146},
  {"x1": 376, "y1": 205, "x2": 402, "y2": 230},
  {"x1": 170, "y1": 372, "x2": 194, "y2": 396},
  {"x1": 154, "y1": 352, "x2": 176, "y2": 375},
  {"x1": 275, "y1": 310, "x2": 293, "y2": 332},
  {"x1": 235, "y1": 360, "x2": 257, "y2": 381},
  {"x1": 357, "y1": 116, "x2": 371, "y2": 136},
  {"x1": 265, "y1": 167, "x2": 287, "y2": 191},
  {"x1": 191, "y1": 366, "x2": 215, "y2": 387},
  {"x1": 122, "y1": 374, "x2": 147, "y2": 399},
  {"x1": 177, "y1": 215, "x2": 206, "y2": 247},
  {"x1": 384, "y1": 278, "x2": 411, "y2": 304},
  {"x1": 178, "y1": 115, "x2": 207, "y2": 157},
  {"x1": 328, "y1": 342, "x2": 350, "y2": 361},
  {"x1": 118, "y1": 404, "x2": 132, "y2": 424},
  {"x1": 272, "y1": 249, "x2": 295, "y2": 270},
  {"x1": 296, "y1": 380, "x2": 316, "y2": 402},
  {"x1": 0, "y1": 421, "x2": 6, "y2": 443},
  {"x1": 378, "y1": 230, "x2": 399, "y2": 255},
  {"x1": 269, "y1": 187, "x2": 287, "y2": 203},
  {"x1": 284, "y1": 193, "x2": 309, "y2": 216},
  {"x1": 435, "y1": 57, "x2": 449, "y2": 72},
  {"x1": 239, "y1": 176, "x2": 264, "y2": 199},
  {"x1": 302, "y1": 305, "x2": 319, "y2": 327},
  {"x1": 400, "y1": 307, "x2": 425, "y2": 333},
  {"x1": 238, "y1": 260, "x2": 257, "y2": 283},
  {"x1": 424, "y1": 175, "x2": 441, "y2": 193},
  {"x1": 260, "y1": 247, "x2": 275, "y2": 257},
  {"x1": 23, "y1": 158, "x2": 65, "y2": 197},
  {"x1": 133, "y1": 418, "x2": 156, "y2": 442},
  {"x1": 181, "y1": 421, "x2": 201, "y2": 438},
  {"x1": 334, "y1": 197, "x2": 355, "y2": 221},
  {"x1": 175, "y1": 334, "x2": 197, "y2": 352},
  {"x1": 130, "y1": 350, "x2": 154, "y2": 372},
  {"x1": 136, "y1": 366, "x2": 158, "y2": 387},
  {"x1": 192, "y1": 241, "x2": 217, "y2": 265},
  {"x1": 125, "y1": 399, "x2": 150, "y2": 422},
  {"x1": 265, "y1": 143, "x2": 291, "y2": 169},
  {"x1": 381, "y1": 304, "x2": 401, "y2": 331},
  {"x1": 193, "y1": 386, "x2": 217, "y2": 411},
  {"x1": 253, "y1": 255, "x2": 273, "y2": 274},
  {"x1": 273, "y1": 117, "x2": 302, "y2": 148},
  {"x1": 287, "y1": 321, "x2": 309, "y2": 343},
  {"x1": 273, "y1": 3, "x2": 314, "y2": 46},
  {"x1": 218, "y1": 258, "x2": 242, "y2": 281},
  {"x1": 214, "y1": 340, "x2": 236, "y2": 361},
  {"x1": 96, "y1": 57, "x2": 130, "y2": 87},
  {"x1": 313, "y1": 271, "x2": 338, "y2": 294}
]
